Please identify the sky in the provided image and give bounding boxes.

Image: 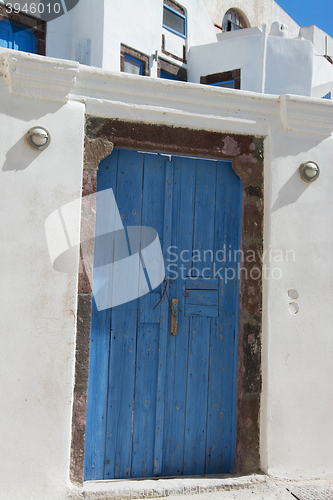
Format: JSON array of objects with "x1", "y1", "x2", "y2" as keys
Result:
[{"x1": 276, "y1": 0, "x2": 333, "y2": 38}]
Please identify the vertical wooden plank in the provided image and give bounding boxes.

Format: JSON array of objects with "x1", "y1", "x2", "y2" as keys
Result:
[
  {"x1": 205, "y1": 160, "x2": 242, "y2": 473},
  {"x1": 183, "y1": 159, "x2": 217, "y2": 475},
  {"x1": 131, "y1": 153, "x2": 165, "y2": 478},
  {"x1": 131, "y1": 323, "x2": 159, "y2": 477},
  {"x1": 104, "y1": 149, "x2": 144, "y2": 479},
  {"x1": 162, "y1": 156, "x2": 196, "y2": 476},
  {"x1": 84, "y1": 151, "x2": 118, "y2": 480},
  {"x1": 153, "y1": 158, "x2": 173, "y2": 476},
  {"x1": 84, "y1": 299, "x2": 111, "y2": 480}
]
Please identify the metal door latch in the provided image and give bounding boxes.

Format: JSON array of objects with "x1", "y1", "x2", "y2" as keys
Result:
[{"x1": 171, "y1": 299, "x2": 179, "y2": 336}]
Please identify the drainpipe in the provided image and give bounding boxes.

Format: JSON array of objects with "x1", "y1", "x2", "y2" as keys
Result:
[
  {"x1": 260, "y1": 24, "x2": 268, "y2": 94},
  {"x1": 150, "y1": 49, "x2": 158, "y2": 78}
]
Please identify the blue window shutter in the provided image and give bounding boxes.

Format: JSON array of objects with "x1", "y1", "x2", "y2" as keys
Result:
[
  {"x1": 0, "y1": 19, "x2": 36, "y2": 54},
  {"x1": 0, "y1": 19, "x2": 14, "y2": 49}
]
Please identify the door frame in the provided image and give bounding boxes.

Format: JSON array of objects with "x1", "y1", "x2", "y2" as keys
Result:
[{"x1": 70, "y1": 117, "x2": 264, "y2": 485}]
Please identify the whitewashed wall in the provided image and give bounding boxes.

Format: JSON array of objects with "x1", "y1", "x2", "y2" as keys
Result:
[
  {"x1": 271, "y1": 1, "x2": 300, "y2": 38},
  {"x1": 300, "y1": 25, "x2": 333, "y2": 60},
  {"x1": 264, "y1": 36, "x2": 313, "y2": 96},
  {"x1": 44, "y1": 0, "x2": 333, "y2": 97},
  {"x1": 46, "y1": 0, "x2": 216, "y2": 73},
  {"x1": 188, "y1": 29, "x2": 264, "y2": 91},
  {"x1": 0, "y1": 50, "x2": 84, "y2": 500},
  {"x1": 261, "y1": 116, "x2": 333, "y2": 479},
  {"x1": 0, "y1": 48, "x2": 332, "y2": 499},
  {"x1": 204, "y1": 0, "x2": 271, "y2": 30},
  {"x1": 188, "y1": 29, "x2": 314, "y2": 96}
]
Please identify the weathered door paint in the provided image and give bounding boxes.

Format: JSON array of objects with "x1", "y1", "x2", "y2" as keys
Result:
[{"x1": 84, "y1": 148, "x2": 242, "y2": 480}]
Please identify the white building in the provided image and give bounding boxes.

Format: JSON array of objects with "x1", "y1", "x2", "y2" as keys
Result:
[{"x1": 0, "y1": 1, "x2": 332, "y2": 499}]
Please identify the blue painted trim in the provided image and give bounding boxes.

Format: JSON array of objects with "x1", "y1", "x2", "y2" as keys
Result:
[
  {"x1": 160, "y1": 70, "x2": 181, "y2": 81},
  {"x1": 0, "y1": 18, "x2": 36, "y2": 53},
  {"x1": 209, "y1": 80, "x2": 235, "y2": 88},
  {"x1": 124, "y1": 54, "x2": 144, "y2": 75},
  {"x1": 322, "y1": 91, "x2": 331, "y2": 99},
  {"x1": 162, "y1": 4, "x2": 187, "y2": 39}
]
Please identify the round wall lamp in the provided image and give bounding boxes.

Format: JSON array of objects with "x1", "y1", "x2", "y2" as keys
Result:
[
  {"x1": 299, "y1": 161, "x2": 320, "y2": 182},
  {"x1": 26, "y1": 127, "x2": 50, "y2": 150}
]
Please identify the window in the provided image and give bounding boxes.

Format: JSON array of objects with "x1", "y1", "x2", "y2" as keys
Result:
[
  {"x1": 158, "y1": 58, "x2": 187, "y2": 81},
  {"x1": 163, "y1": 1, "x2": 186, "y2": 38},
  {"x1": 160, "y1": 70, "x2": 181, "y2": 81},
  {"x1": 222, "y1": 9, "x2": 248, "y2": 32},
  {"x1": 209, "y1": 80, "x2": 235, "y2": 89},
  {"x1": 0, "y1": 6, "x2": 46, "y2": 55},
  {"x1": 124, "y1": 55, "x2": 144, "y2": 75},
  {"x1": 120, "y1": 44, "x2": 149, "y2": 76},
  {"x1": 322, "y1": 92, "x2": 331, "y2": 99},
  {"x1": 200, "y1": 69, "x2": 241, "y2": 90}
]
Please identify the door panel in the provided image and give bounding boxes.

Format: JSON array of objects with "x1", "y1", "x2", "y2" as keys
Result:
[{"x1": 85, "y1": 148, "x2": 242, "y2": 480}]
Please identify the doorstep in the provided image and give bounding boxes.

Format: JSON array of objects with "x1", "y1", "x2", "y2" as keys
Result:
[{"x1": 68, "y1": 474, "x2": 333, "y2": 500}]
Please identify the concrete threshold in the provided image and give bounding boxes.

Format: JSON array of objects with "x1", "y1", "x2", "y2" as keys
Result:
[{"x1": 72, "y1": 474, "x2": 333, "y2": 500}]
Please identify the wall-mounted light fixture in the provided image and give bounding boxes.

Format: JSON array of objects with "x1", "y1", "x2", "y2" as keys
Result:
[
  {"x1": 299, "y1": 161, "x2": 320, "y2": 182},
  {"x1": 26, "y1": 127, "x2": 50, "y2": 150}
]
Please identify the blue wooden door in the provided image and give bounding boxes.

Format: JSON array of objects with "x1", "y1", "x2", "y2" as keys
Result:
[
  {"x1": 0, "y1": 19, "x2": 36, "y2": 53},
  {"x1": 85, "y1": 148, "x2": 242, "y2": 479}
]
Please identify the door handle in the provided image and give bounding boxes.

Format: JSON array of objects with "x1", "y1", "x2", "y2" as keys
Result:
[{"x1": 171, "y1": 299, "x2": 179, "y2": 336}]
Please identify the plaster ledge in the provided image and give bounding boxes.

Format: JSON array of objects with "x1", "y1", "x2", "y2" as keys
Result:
[
  {"x1": 0, "y1": 48, "x2": 79, "y2": 102},
  {"x1": 0, "y1": 49, "x2": 332, "y2": 136},
  {"x1": 79, "y1": 474, "x2": 267, "y2": 498},
  {"x1": 68, "y1": 474, "x2": 333, "y2": 499},
  {"x1": 279, "y1": 94, "x2": 333, "y2": 135}
]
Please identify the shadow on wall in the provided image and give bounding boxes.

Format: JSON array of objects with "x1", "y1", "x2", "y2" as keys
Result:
[
  {"x1": 3, "y1": 134, "x2": 40, "y2": 171},
  {"x1": 272, "y1": 168, "x2": 310, "y2": 212}
]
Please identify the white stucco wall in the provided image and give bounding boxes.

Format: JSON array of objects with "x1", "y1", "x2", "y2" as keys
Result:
[
  {"x1": 188, "y1": 29, "x2": 264, "y2": 91},
  {"x1": 261, "y1": 118, "x2": 333, "y2": 478},
  {"x1": 0, "y1": 51, "x2": 85, "y2": 500},
  {"x1": 44, "y1": 0, "x2": 332, "y2": 98},
  {"x1": 312, "y1": 54, "x2": 333, "y2": 90},
  {"x1": 46, "y1": 8, "x2": 74, "y2": 61},
  {"x1": 103, "y1": 0, "x2": 216, "y2": 73},
  {"x1": 264, "y1": 36, "x2": 313, "y2": 96},
  {"x1": 47, "y1": 0, "x2": 104, "y2": 67},
  {"x1": 300, "y1": 25, "x2": 333, "y2": 60},
  {"x1": 203, "y1": 0, "x2": 272, "y2": 30},
  {"x1": 188, "y1": 29, "x2": 313, "y2": 96},
  {"x1": 0, "y1": 49, "x2": 332, "y2": 499},
  {"x1": 45, "y1": 0, "x2": 216, "y2": 73},
  {"x1": 271, "y1": 1, "x2": 300, "y2": 39}
]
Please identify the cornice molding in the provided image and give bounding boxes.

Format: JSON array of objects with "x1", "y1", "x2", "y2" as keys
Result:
[
  {"x1": 279, "y1": 94, "x2": 333, "y2": 136},
  {"x1": 0, "y1": 49, "x2": 79, "y2": 102},
  {"x1": 0, "y1": 50, "x2": 332, "y2": 136}
]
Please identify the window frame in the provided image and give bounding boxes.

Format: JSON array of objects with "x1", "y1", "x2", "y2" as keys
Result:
[
  {"x1": 200, "y1": 69, "x2": 241, "y2": 90},
  {"x1": 120, "y1": 44, "x2": 149, "y2": 77},
  {"x1": 222, "y1": 9, "x2": 247, "y2": 32},
  {"x1": 209, "y1": 80, "x2": 235, "y2": 89},
  {"x1": 158, "y1": 57, "x2": 187, "y2": 82},
  {"x1": 0, "y1": 4, "x2": 46, "y2": 55},
  {"x1": 162, "y1": 3, "x2": 187, "y2": 39},
  {"x1": 123, "y1": 54, "x2": 144, "y2": 76},
  {"x1": 160, "y1": 69, "x2": 181, "y2": 81}
]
